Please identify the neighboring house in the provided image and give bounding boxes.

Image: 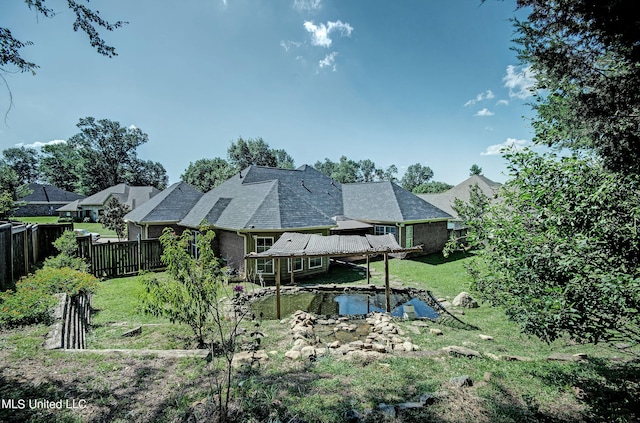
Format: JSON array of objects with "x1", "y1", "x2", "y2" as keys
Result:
[
  {"x1": 14, "y1": 183, "x2": 85, "y2": 217},
  {"x1": 58, "y1": 183, "x2": 160, "y2": 222},
  {"x1": 342, "y1": 181, "x2": 453, "y2": 253},
  {"x1": 130, "y1": 165, "x2": 451, "y2": 281},
  {"x1": 418, "y1": 174, "x2": 501, "y2": 235},
  {"x1": 124, "y1": 182, "x2": 203, "y2": 240}
]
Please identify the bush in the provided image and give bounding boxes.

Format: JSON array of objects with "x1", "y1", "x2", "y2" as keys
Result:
[
  {"x1": 0, "y1": 268, "x2": 99, "y2": 328},
  {"x1": 57, "y1": 217, "x2": 73, "y2": 223},
  {"x1": 44, "y1": 231, "x2": 89, "y2": 272}
]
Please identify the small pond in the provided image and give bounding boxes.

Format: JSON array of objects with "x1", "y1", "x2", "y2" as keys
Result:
[{"x1": 250, "y1": 291, "x2": 440, "y2": 320}]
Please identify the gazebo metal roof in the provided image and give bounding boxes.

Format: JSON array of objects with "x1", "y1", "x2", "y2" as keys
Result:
[
  {"x1": 245, "y1": 232, "x2": 422, "y2": 259},
  {"x1": 244, "y1": 232, "x2": 422, "y2": 319}
]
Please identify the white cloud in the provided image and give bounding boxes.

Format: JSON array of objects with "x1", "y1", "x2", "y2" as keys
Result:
[
  {"x1": 280, "y1": 40, "x2": 302, "y2": 52},
  {"x1": 293, "y1": 0, "x2": 322, "y2": 12},
  {"x1": 496, "y1": 99, "x2": 509, "y2": 106},
  {"x1": 481, "y1": 138, "x2": 529, "y2": 156},
  {"x1": 17, "y1": 139, "x2": 66, "y2": 149},
  {"x1": 319, "y1": 52, "x2": 338, "y2": 71},
  {"x1": 303, "y1": 20, "x2": 353, "y2": 48},
  {"x1": 464, "y1": 90, "x2": 495, "y2": 106},
  {"x1": 129, "y1": 124, "x2": 138, "y2": 130},
  {"x1": 503, "y1": 64, "x2": 536, "y2": 99},
  {"x1": 475, "y1": 108, "x2": 495, "y2": 117}
]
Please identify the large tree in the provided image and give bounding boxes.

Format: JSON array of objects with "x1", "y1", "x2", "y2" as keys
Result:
[
  {"x1": 1, "y1": 1, "x2": 126, "y2": 116},
  {"x1": 514, "y1": 0, "x2": 640, "y2": 175},
  {"x1": 467, "y1": 0, "x2": 640, "y2": 345},
  {"x1": 1, "y1": 1, "x2": 126, "y2": 74},
  {"x1": 2, "y1": 146, "x2": 39, "y2": 184},
  {"x1": 181, "y1": 158, "x2": 235, "y2": 192},
  {"x1": 227, "y1": 137, "x2": 294, "y2": 170},
  {"x1": 67, "y1": 117, "x2": 167, "y2": 194},
  {"x1": 400, "y1": 163, "x2": 433, "y2": 192},
  {"x1": 0, "y1": 163, "x2": 30, "y2": 218},
  {"x1": 313, "y1": 156, "x2": 397, "y2": 184},
  {"x1": 38, "y1": 142, "x2": 82, "y2": 192},
  {"x1": 470, "y1": 150, "x2": 640, "y2": 344}
]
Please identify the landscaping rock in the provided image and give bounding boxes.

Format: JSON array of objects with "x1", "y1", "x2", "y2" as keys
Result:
[
  {"x1": 449, "y1": 375, "x2": 473, "y2": 388},
  {"x1": 378, "y1": 403, "x2": 396, "y2": 418},
  {"x1": 442, "y1": 345, "x2": 482, "y2": 358},
  {"x1": 452, "y1": 292, "x2": 479, "y2": 308},
  {"x1": 122, "y1": 326, "x2": 142, "y2": 337},
  {"x1": 478, "y1": 334, "x2": 493, "y2": 341},
  {"x1": 547, "y1": 353, "x2": 586, "y2": 362},
  {"x1": 285, "y1": 350, "x2": 301, "y2": 360}
]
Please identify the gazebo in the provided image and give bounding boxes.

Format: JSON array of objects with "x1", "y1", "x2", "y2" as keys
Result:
[{"x1": 245, "y1": 232, "x2": 423, "y2": 318}]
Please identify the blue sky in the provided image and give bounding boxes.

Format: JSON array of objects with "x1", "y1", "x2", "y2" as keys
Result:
[{"x1": 1, "y1": 0, "x2": 536, "y2": 186}]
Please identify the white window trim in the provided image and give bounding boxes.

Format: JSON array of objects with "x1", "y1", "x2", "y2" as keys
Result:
[
  {"x1": 308, "y1": 256, "x2": 323, "y2": 269},
  {"x1": 374, "y1": 225, "x2": 397, "y2": 236},
  {"x1": 288, "y1": 257, "x2": 303, "y2": 273},
  {"x1": 255, "y1": 236, "x2": 275, "y2": 275}
]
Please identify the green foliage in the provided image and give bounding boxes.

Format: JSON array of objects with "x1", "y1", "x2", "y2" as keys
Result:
[
  {"x1": 469, "y1": 164, "x2": 482, "y2": 176},
  {"x1": 413, "y1": 180, "x2": 453, "y2": 194},
  {"x1": 44, "y1": 230, "x2": 88, "y2": 271},
  {"x1": 0, "y1": 162, "x2": 31, "y2": 218},
  {"x1": 68, "y1": 117, "x2": 167, "y2": 194},
  {"x1": 227, "y1": 137, "x2": 294, "y2": 170},
  {"x1": 181, "y1": 157, "x2": 236, "y2": 192},
  {"x1": 313, "y1": 156, "x2": 397, "y2": 183},
  {"x1": 39, "y1": 141, "x2": 82, "y2": 193},
  {"x1": 99, "y1": 197, "x2": 130, "y2": 240},
  {"x1": 401, "y1": 162, "x2": 434, "y2": 192},
  {"x1": 514, "y1": 0, "x2": 640, "y2": 175},
  {"x1": 2, "y1": 146, "x2": 39, "y2": 184},
  {"x1": 1, "y1": 1, "x2": 126, "y2": 75},
  {"x1": 141, "y1": 227, "x2": 228, "y2": 347},
  {"x1": 469, "y1": 150, "x2": 640, "y2": 344},
  {"x1": 0, "y1": 267, "x2": 98, "y2": 328}
]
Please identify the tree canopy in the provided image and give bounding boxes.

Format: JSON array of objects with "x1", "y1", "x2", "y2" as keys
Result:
[
  {"x1": 1, "y1": 1, "x2": 126, "y2": 75},
  {"x1": 313, "y1": 156, "x2": 397, "y2": 184},
  {"x1": 470, "y1": 150, "x2": 640, "y2": 344},
  {"x1": 181, "y1": 158, "x2": 236, "y2": 192},
  {"x1": 67, "y1": 117, "x2": 167, "y2": 194},
  {"x1": 227, "y1": 137, "x2": 295, "y2": 170},
  {"x1": 515, "y1": 0, "x2": 640, "y2": 175},
  {"x1": 464, "y1": 0, "x2": 640, "y2": 345},
  {"x1": 400, "y1": 163, "x2": 434, "y2": 192}
]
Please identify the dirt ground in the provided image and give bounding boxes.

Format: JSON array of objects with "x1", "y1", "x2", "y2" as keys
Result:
[{"x1": 0, "y1": 346, "x2": 212, "y2": 423}]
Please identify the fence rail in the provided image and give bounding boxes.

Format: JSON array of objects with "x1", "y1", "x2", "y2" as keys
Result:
[
  {"x1": 77, "y1": 237, "x2": 164, "y2": 278},
  {"x1": 1, "y1": 222, "x2": 72, "y2": 290},
  {"x1": 1, "y1": 221, "x2": 163, "y2": 288}
]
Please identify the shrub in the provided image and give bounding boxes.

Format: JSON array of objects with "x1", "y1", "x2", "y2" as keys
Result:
[
  {"x1": 0, "y1": 268, "x2": 99, "y2": 328},
  {"x1": 44, "y1": 231, "x2": 88, "y2": 272}
]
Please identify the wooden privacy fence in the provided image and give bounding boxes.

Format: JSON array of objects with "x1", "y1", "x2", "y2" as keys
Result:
[
  {"x1": 0, "y1": 222, "x2": 72, "y2": 290},
  {"x1": 76, "y1": 237, "x2": 164, "y2": 278}
]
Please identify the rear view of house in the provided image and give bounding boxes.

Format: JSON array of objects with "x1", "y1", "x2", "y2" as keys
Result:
[{"x1": 127, "y1": 165, "x2": 451, "y2": 281}]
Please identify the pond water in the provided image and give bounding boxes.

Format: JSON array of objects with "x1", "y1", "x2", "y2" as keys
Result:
[{"x1": 250, "y1": 291, "x2": 440, "y2": 320}]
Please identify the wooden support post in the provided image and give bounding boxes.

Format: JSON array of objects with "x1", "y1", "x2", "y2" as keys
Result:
[
  {"x1": 366, "y1": 254, "x2": 370, "y2": 284},
  {"x1": 384, "y1": 253, "x2": 390, "y2": 313},
  {"x1": 290, "y1": 259, "x2": 295, "y2": 285},
  {"x1": 275, "y1": 258, "x2": 281, "y2": 320}
]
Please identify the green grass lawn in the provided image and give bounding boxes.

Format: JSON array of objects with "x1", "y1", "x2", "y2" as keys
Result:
[
  {"x1": 2, "y1": 252, "x2": 639, "y2": 422},
  {"x1": 14, "y1": 216, "x2": 118, "y2": 237}
]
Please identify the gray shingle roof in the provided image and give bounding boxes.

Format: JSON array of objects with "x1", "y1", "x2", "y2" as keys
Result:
[
  {"x1": 342, "y1": 181, "x2": 451, "y2": 222},
  {"x1": 80, "y1": 184, "x2": 160, "y2": 209},
  {"x1": 22, "y1": 183, "x2": 85, "y2": 203},
  {"x1": 418, "y1": 174, "x2": 501, "y2": 219},
  {"x1": 179, "y1": 166, "x2": 340, "y2": 229},
  {"x1": 177, "y1": 165, "x2": 450, "y2": 230},
  {"x1": 124, "y1": 182, "x2": 202, "y2": 223}
]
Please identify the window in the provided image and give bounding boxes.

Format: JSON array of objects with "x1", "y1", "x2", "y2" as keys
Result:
[
  {"x1": 405, "y1": 225, "x2": 414, "y2": 248},
  {"x1": 288, "y1": 258, "x2": 303, "y2": 272},
  {"x1": 374, "y1": 225, "x2": 396, "y2": 236},
  {"x1": 255, "y1": 236, "x2": 274, "y2": 274},
  {"x1": 308, "y1": 256, "x2": 323, "y2": 269}
]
